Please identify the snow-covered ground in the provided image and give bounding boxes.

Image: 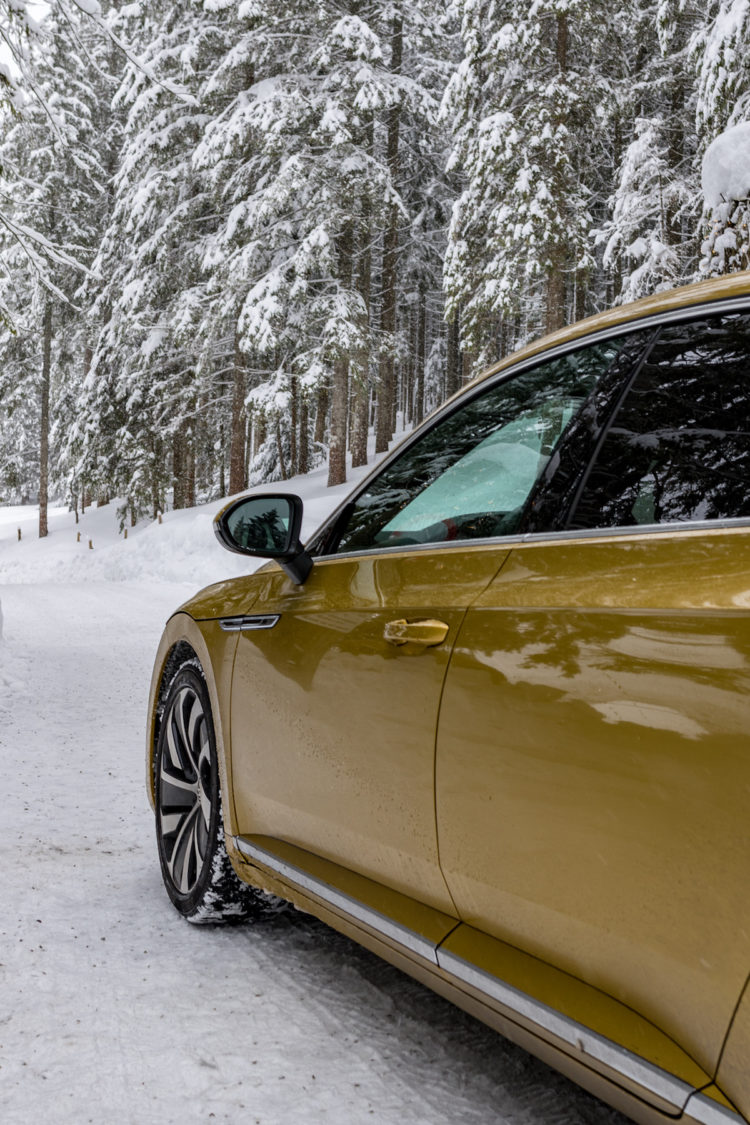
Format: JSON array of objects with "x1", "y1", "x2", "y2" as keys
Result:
[{"x1": 0, "y1": 460, "x2": 627, "y2": 1125}]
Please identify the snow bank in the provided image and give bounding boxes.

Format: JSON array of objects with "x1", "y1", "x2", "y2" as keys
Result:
[
  {"x1": 702, "y1": 121, "x2": 750, "y2": 207},
  {"x1": 0, "y1": 456, "x2": 387, "y2": 590}
]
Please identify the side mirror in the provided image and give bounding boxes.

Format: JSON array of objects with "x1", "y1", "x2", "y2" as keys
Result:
[{"x1": 213, "y1": 493, "x2": 313, "y2": 585}]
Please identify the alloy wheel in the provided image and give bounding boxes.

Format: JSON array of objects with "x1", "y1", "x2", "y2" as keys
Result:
[{"x1": 157, "y1": 684, "x2": 213, "y2": 895}]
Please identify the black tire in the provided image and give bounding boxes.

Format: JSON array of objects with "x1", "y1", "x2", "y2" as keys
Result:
[{"x1": 154, "y1": 661, "x2": 264, "y2": 923}]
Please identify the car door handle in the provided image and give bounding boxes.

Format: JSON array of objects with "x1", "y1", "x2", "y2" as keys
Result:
[{"x1": 383, "y1": 619, "x2": 450, "y2": 647}]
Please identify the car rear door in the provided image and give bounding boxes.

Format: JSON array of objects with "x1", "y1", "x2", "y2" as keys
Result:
[{"x1": 435, "y1": 308, "x2": 750, "y2": 1081}]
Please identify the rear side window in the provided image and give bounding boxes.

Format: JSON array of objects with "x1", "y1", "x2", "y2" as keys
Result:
[{"x1": 569, "y1": 313, "x2": 750, "y2": 529}]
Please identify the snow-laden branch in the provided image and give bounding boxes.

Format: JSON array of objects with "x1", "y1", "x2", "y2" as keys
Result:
[{"x1": 61, "y1": 0, "x2": 198, "y2": 106}]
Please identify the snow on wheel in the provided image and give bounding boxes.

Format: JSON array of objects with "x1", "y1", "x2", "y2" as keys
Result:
[{"x1": 155, "y1": 661, "x2": 262, "y2": 923}]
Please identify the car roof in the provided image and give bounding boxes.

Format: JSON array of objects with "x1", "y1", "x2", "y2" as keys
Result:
[{"x1": 473, "y1": 271, "x2": 750, "y2": 389}]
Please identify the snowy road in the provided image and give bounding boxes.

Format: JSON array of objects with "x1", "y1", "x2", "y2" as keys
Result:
[{"x1": 0, "y1": 503, "x2": 630, "y2": 1124}]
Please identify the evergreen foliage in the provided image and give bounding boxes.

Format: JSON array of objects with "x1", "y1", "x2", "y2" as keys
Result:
[{"x1": 1, "y1": 0, "x2": 750, "y2": 517}]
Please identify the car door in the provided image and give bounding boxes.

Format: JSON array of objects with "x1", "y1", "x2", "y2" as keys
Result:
[
  {"x1": 229, "y1": 334, "x2": 639, "y2": 912},
  {"x1": 435, "y1": 309, "x2": 750, "y2": 1079}
]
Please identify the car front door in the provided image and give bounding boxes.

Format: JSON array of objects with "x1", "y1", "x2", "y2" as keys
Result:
[{"x1": 229, "y1": 334, "x2": 637, "y2": 911}]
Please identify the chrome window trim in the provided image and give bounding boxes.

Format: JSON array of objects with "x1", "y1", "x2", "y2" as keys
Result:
[
  {"x1": 682, "y1": 1092, "x2": 745, "y2": 1125},
  {"x1": 307, "y1": 294, "x2": 750, "y2": 564},
  {"x1": 219, "y1": 614, "x2": 280, "y2": 632},
  {"x1": 308, "y1": 515, "x2": 750, "y2": 568},
  {"x1": 519, "y1": 515, "x2": 750, "y2": 545},
  {"x1": 234, "y1": 834, "x2": 701, "y2": 1113}
]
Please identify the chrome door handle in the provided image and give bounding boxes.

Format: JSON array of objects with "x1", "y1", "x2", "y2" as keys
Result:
[{"x1": 384, "y1": 619, "x2": 450, "y2": 647}]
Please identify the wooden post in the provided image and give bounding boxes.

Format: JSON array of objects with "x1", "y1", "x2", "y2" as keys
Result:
[
  {"x1": 17, "y1": 528, "x2": 21, "y2": 541},
  {"x1": 124, "y1": 528, "x2": 128, "y2": 540},
  {"x1": 88, "y1": 539, "x2": 93, "y2": 550},
  {"x1": 76, "y1": 532, "x2": 81, "y2": 543}
]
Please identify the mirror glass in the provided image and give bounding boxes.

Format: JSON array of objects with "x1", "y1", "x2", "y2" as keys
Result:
[{"x1": 224, "y1": 496, "x2": 294, "y2": 556}]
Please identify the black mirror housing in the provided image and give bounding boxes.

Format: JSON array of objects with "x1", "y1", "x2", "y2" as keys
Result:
[{"x1": 213, "y1": 493, "x2": 313, "y2": 585}]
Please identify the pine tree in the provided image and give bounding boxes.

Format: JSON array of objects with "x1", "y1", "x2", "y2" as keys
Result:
[
  {"x1": 0, "y1": 5, "x2": 112, "y2": 534},
  {"x1": 692, "y1": 1, "x2": 750, "y2": 276},
  {"x1": 197, "y1": 0, "x2": 450, "y2": 487},
  {"x1": 80, "y1": 0, "x2": 227, "y2": 519},
  {"x1": 444, "y1": 1, "x2": 610, "y2": 368},
  {"x1": 598, "y1": 117, "x2": 684, "y2": 302}
]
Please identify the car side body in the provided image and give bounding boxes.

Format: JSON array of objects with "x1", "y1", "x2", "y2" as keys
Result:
[{"x1": 147, "y1": 273, "x2": 750, "y2": 1125}]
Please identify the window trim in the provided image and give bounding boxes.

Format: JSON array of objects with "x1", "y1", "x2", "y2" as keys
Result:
[
  {"x1": 310, "y1": 514, "x2": 750, "y2": 568},
  {"x1": 307, "y1": 295, "x2": 750, "y2": 561}
]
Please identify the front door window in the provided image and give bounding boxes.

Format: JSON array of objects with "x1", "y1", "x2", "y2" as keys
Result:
[{"x1": 332, "y1": 336, "x2": 635, "y2": 554}]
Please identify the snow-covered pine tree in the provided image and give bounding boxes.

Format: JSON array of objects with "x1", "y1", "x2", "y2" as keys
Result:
[
  {"x1": 598, "y1": 117, "x2": 685, "y2": 302},
  {"x1": 0, "y1": 5, "x2": 111, "y2": 535},
  {"x1": 443, "y1": 0, "x2": 606, "y2": 368},
  {"x1": 80, "y1": 0, "x2": 229, "y2": 519},
  {"x1": 693, "y1": 0, "x2": 750, "y2": 141},
  {"x1": 699, "y1": 122, "x2": 750, "y2": 275},
  {"x1": 586, "y1": 0, "x2": 698, "y2": 305},
  {"x1": 692, "y1": 1, "x2": 750, "y2": 275},
  {"x1": 196, "y1": 0, "x2": 451, "y2": 487},
  {"x1": 390, "y1": 4, "x2": 458, "y2": 430}
]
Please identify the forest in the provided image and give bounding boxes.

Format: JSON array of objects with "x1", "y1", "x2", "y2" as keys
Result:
[{"x1": 0, "y1": 0, "x2": 748, "y2": 532}]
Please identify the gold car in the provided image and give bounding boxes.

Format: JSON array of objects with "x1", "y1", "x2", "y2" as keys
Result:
[{"x1": 147, "y1": 273, "x2": 750, "y2": 1125}]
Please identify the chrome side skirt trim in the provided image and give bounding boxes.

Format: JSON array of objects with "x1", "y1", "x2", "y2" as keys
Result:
[
  {"x1": 682, "y1": 1093, "x2": 745, "y2": 1125},
  {"x1": 234, "y1": 836, "x2": 437, "y2": 963},
  {"x1": 233, "y1": 835, "x2": 713, "y2": 1115},
  {"x1": 436, "y1": 950, "x2": 692, "y2": 1110},
  {"x1": 219, "y1": 614, "x2": 280, "y2": 632}
]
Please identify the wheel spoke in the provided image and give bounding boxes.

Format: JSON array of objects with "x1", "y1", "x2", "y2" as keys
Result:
[
  {"x1": 159, "y1": 769, "x2": 198, "y2": 800},
  {"x1": 197, "y1": 729, "x2": 212, "y2": 828},
  {"x1": 185, "y1": 695, "x2": 203, "y2": 773},
  {"x1": 165, "y1": 711, "x2": 185, "y2": 771},
  {"x1": 173, "y1": 687, "x2": 189, "y2": 748},
  {"x1": 167, "y1": 801, "x2": 200, "y2": 893}
]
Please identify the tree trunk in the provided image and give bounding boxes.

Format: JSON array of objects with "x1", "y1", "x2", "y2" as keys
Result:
[
  {"x1": 290, "y1": 374, "x2": 298, "y2": 477},
  {"x1": 229, "y1": 330, "x2": 247, "y2": 494},
  {"x1": 446, "y1": 311, "x2": 462, "y2": 399},
  {"x1": 186, "y1": 430, "x2": 196, "y2": 507},
  {"x1": 254, "y1": 413, "x2": 267, "y2": 458},
  {"x1": 545, "y1": 14, "x2": 569, "y2": 335},
  {"x1": 375, "y1": 13, "x2": 403, "y2": 454},
  {"x1": 275, "y1": 418, "x2": 288, "y2": 480},
  {"x1": 172, "y1": 423, "x2": 187, "y2": 510},
  {"x1": 313, "y1": 384, "x2": 328, "y2": 448},
  {"x1": 415, "y1": 288, "x2": 426, "y2": 426},
  {"x1": 351, "y1": 127, "x2": 374, "y2": 469},
  {"x1": 328, "y1": 220, "x2": 354, "y2": 487},
  {"x1": 298, "y1": 397, "x2": 309, "y2": 475},
  {"x1": 39, "y1": 301, "x2": 52, "y2": 539}
]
